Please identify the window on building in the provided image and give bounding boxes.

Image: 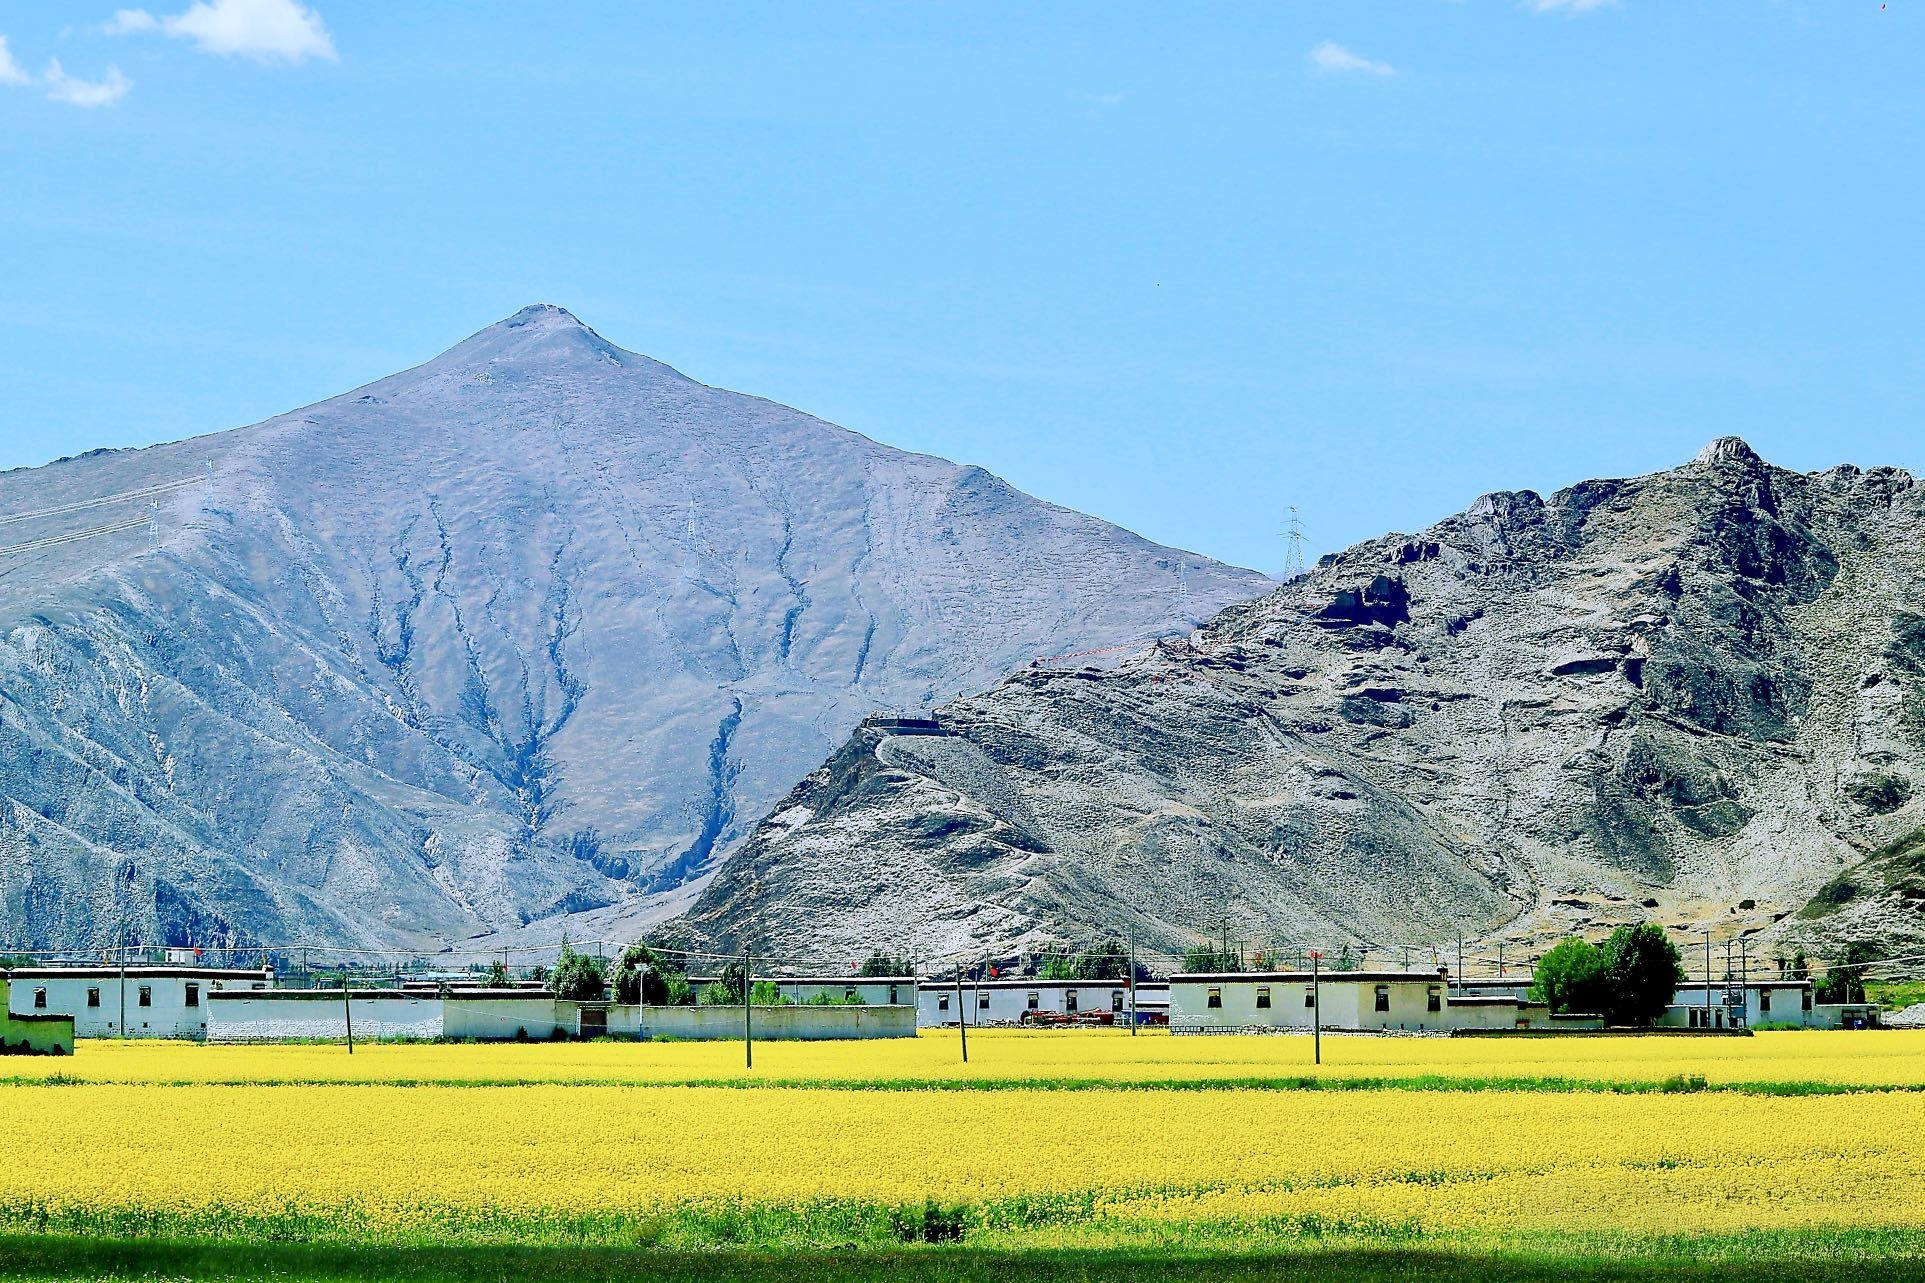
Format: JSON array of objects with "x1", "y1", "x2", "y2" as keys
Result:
[
  {"x1": 978, "y1": 991, "x2": 990, "y2": 1010},
  {"x1": 1255, "y1": 986, "x2": 1272, "y2": 1009},
  {"x1": 1802, "y1": 989, "x2": 1813, "y2": 1012},
  {"x1": 1760, "y1": 989, "x2": 1771, "y2": 1013},
  {"x1": 1206, "y1": 986, "x2": 1222, "y2": 1010},
  {"x1": 1374, "y1": 985, "x2": 1390, "y2": 1013},
  {"x1": 1304, "y1": 988, "x2": 1316, "y2": 1008},
  {"x1": 138, "y1": 985, "x2": 152, "y2": 1008},
  {"x1": 888, "y1": 985, "x2": 899, "y2": 1005},
  {"x1": 185, "y1": 983, "x2": 200, "y2": 1009},
  {"x1": 1027, "y1": 992, "x2": 1040, "y2": 1010},
  {"x1": 1110, "y1": 990, "x2": 1124, "y2": 1012},
  {"x1": 938, "y1": 993, "x2": 950, "y2": 1011},
  {"x1": 1427, "y1": 986, "x2": 1441, "y2": 1013},
  {"x1": 1066, "y1": 991, "x2": 1078, "y2": 1013},
  {"x1": 844, "y1": 987, "x2": 857, "y2": 1002},
  {"x1": 86, "y1": 987, "x2": 101, "y2": 1008},
  {"x1": 33, "y1": 987, "x2": 46, "y2": 1009}
]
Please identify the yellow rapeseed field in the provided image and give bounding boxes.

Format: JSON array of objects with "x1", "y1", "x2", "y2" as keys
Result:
[
  {"x1": 3, "y1": 1028, "x2": 1921, "y2": 1089},
  {"x1": 2, "y1": 1084, "x2": 1924, "y2": 1241}
]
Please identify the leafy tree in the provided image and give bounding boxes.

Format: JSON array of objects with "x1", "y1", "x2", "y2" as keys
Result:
[
  {"x1": 1789, "y1": 949, "x2": 1810, "y2": 981},
  {"x1": 1815, "y1": 941, "x2": 1877, "y2": 1004},
  {"x1": 697, "y1": 981, "x2": 735, "y2": 1006},
  {"x1": 485, "y1": 960, "x2": 510, "y2": 988},
  {"x1": 1330, "y1": 944, "x2": 1360, "y2": 972},
  {"x1": 1182, "y1": 945, "x2": 1241, "y2": 973},
  {"x1": 718, "y1": 958, "x2": 748, "y2": 1002},
  {"x1": 1529, "y1": 937, "x2": 1609, "y2": 1014},
  {"x1": 611, "y1": 944, "x2": 676, "y2": 1005},
  {"x1": 749, "y1": 980, "x2": 792, "y2": 1006},
  {"x1": 1039, "y1": 940, "x2": 1130, "y2": 981},
  {"x1": 857, "y1": 951, "x2": 914, "y2": 978},
  {"x1": 548, "y1": 940, "x2": 606, "y2": 1002},
  {"x1": 1599, "y1": 923, "x2": 1686, "y2": 1026},
  {"x1": 664, "y1": 974, "x2": 694, "y2": 1006}
]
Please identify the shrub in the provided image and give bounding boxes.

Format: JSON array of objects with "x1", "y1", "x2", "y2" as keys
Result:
[
  {"x1": 1816, "y1": 941, "x2": 1877, "y2": 1004},
  {"x1": 857, "y1": 951, "x2": 914, "y2": 978},
  {"x1": 697, "y1": 982, "x2": 735, "y2": 1007}
]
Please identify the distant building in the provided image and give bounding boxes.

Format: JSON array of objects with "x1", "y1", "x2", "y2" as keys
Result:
[
  {"x1": 5, "y1": 967, "x2": 272, "y2": 1039},
  {"x1": 917, "y1": 978, "x2": 1168, "y2": 1026},
  {"x1": 1168, "y1": 968, "x2": 1599, "y2": 1033}
]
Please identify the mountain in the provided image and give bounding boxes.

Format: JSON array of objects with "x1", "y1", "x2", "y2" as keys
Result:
[
  {"x1": 681, "y1": 439, "x2": 1925, "y2": 968},
  {"x1": 0, "y1": 306, "x2": 1271, "y2": 951}
]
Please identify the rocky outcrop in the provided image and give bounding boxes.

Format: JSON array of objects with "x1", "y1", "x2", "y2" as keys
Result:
[
  {"x1": 682, "y1": 441, "x2": 1925, "y2": 967},
  {"x1": 0, "y1": 307, "x2": 1271, "y2": 951}
]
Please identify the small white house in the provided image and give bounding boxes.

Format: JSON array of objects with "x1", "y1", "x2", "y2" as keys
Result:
[
  {"x1": 916, "y1": 978, "x2": 1166, "y2": 1026},
  {"x1": 757, "y1": 975, "x2": 916, "y2": 1007},
  {"x1": 7, "y1": 966, "x2": 272, "y2": 1039}
]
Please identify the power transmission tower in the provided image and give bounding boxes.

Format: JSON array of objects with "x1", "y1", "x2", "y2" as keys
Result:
[{"x1": 1282, "y1": 507, "x2": 1308, "y2": 581}]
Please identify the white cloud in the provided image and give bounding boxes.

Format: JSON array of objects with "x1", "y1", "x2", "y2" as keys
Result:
[
  {"x1": 109, "y1": 0, "x2": 336, "y2": 63},
  {"x1": 42, "y1": 58, "x2": 132, "y2": 107},
  {"x1": 102, "y1": 9, "x2": 160, "y2": 34},
  {"x1": 0, "y1": 35, "x2": 32, "y2": 86},
  {"x1": 1307, "y1": 41, "x2": 1395, "y2": 77},
  {"x1": 1526, "y1": 0, "x2": 1618, "y2": 12}
]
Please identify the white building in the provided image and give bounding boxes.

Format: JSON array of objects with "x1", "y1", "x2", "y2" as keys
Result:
[
  {"x1": 757, "y1": 975, "x2": 915, "y2": 1007},
  {"x1": 916, "y1": 978, "x2": 1167, "y2": 1026},
  {"x1": 1168, "y1": 969, "x2": 1596, "y2": 1033},
  {"x1": 6, "y1": 966, "x2": 272, "y2": 1038}
]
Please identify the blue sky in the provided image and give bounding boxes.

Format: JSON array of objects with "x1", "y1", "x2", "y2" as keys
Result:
[{"x1": 2, "y1": 1, "x2": 1920, "y2": 573}]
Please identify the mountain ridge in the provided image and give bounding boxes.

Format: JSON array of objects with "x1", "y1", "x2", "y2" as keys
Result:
[
  {"x1": 0, "y1": 306, "x2": 1271, "y2": 951},
  {"x1": 680, "y1": 439, "x2": 1925, "y2": 967}
]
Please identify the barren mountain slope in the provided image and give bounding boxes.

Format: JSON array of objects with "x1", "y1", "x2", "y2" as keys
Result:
[
  {"x1": 0, "y1": 306, "x2": 1270, "y2": 950},
  {"x1": 683, "y1": 439, "x2": 1925, "y2": 966}
]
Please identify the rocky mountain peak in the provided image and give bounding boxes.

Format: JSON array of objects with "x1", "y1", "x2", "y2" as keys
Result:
[
  {"x1": 1695, "y1": 436, "x2": 1764, "y2": 468},
  {"x1": 681, "y1": 441, "x2": 1925, "y2": 968}
]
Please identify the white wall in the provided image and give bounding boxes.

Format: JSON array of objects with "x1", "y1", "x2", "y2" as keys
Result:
[
  {"x1": 205, "y1": 992, "x2": 443, "y2": 1041},
  {"x1": 8, "y1": 969, "x2": 270, "y2": 1038},
  {"x1": 1171, "y1": 975, "x2": 1450, "y2": 1032},
  {"x1": 917, "y1": 981, "x2": 1156, "y2": 1027},
  {"x1": 761, "y1": 978, "x2": 914, "y2": 1007},
  {"x1": 443, "y1": 994, "x2": 559, "y2": 1040},
  {"x1": 640, "y1": 1003, "x2": 914, "y2": 1041}
]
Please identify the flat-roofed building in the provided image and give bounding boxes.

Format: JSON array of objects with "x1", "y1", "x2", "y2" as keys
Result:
[
  {"x1": 6, "y1": 966, "x2": 272, "y2": 1039},
  {"x1": 917, "y1": 978, "x2": 1166, "y2": 1026}
]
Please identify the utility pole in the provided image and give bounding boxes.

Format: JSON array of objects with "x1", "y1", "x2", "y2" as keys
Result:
[
  {"x1": 955, "y1": 964, "x2": 968, "y2": 1064},
  {"x1": 1498, "y1": 942, "x2": 1506, "y2": 978},
  {"x1": 1128, "y1": 930, "x2": 1138, "y2": 1037},
  {"x1": 1704, "y1": 932, "x2": 1714, "y2": 1027},
  {"x1": 1310, "y1": 949, "x2": 1323, "y2": 1066},
  {"x1": 742, "y1": 945, "x2": 753, "y2": 1070},
  {"x1": 341, "y1": 972, "x2": 354, "y2": 1055},
  {"x1": 1456, "y1": 934, "x2": 1464, "y2": 996},
  {"x1": 116, "y1": 916, "x2": 127, "y2": 1039}
]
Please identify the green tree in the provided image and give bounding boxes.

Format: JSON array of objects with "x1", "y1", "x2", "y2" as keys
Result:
[
  {"x1": 1529, "y1": 937, "x2": 1609, "y2": 1014},
  {"x1": 485, "y1": 959, "x2": 510, "y2": 988},
  {"x1": 1815, "y1": 941, "x2": 1877, "y2": 1004},
  {"x1": 548, "y1": 940, "x2": 606, "y2": 1002},
  {"x1": 1789, "y1": 949, "x2": 1810, "y2": 981},
  {"x1": 697, "y1": 981, "x2": 735, "y2": 1006},
  {"x1": 1038, "y1": 940, "x2": 1129, "y2": 981},
  {"x1": 664, "y1": 974, "x2": 694, "y2": 1006},
  {"x1": 856, "y1": 950, "x2": 914, "y2": 977},
  {"x1": 749, "y1": 980, "x2": 792, "y2": 1006},
  {"x1": 1599, "y1": 923, "x2": 1686, "y2": 1026},
  {"x1": 1182, "y1": 944, "x2": 1241, "y2": 973},
  {"x1": 1330, "y1": 944, "x2": 1360, "y2": 972},
  {"x1": 611, "y1": 944, "x2": 676, "y2": 1005}
]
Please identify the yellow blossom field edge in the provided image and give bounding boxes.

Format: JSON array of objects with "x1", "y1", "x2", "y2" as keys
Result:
[
  {"x1": 4, "y1": 1085, "x2": 1925, "y2": 1250},
  {"x1": 2, "y1": 1029, "x2": 1921, "y2": 1090}
]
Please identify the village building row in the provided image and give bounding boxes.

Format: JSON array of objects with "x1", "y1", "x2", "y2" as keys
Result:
[{"x1": 1, "y1": 962, "x2": 1885, "y2": 1046}]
